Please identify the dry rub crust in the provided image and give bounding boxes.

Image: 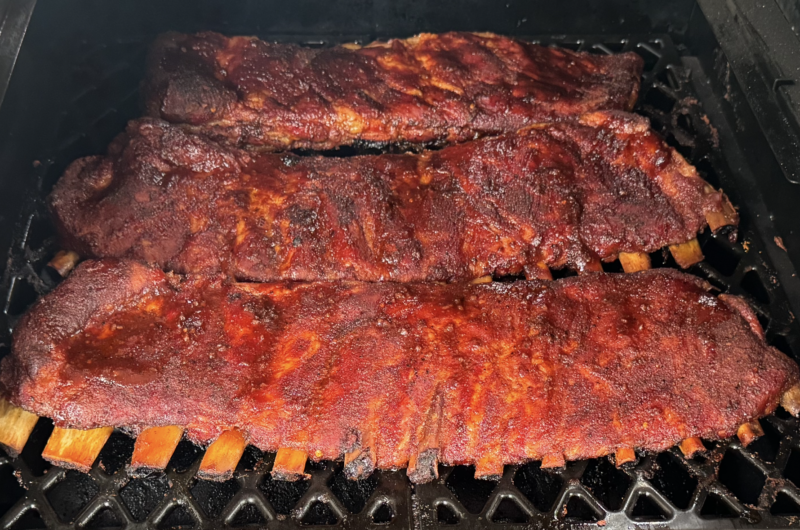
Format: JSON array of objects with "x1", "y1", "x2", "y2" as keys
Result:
[
  {"x1": 142, "y1": 31, "x2": 644, "y2": 150},
  {"x1": 49, "y1": 111, "x2": 737, "y2": 282},
  {"x1": 3, "y1": 260, "x2": 796, "y2": 482}
]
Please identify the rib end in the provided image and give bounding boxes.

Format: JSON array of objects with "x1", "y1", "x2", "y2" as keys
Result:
[
  {"x1": 344, "y1": 445, "x2": 376, "y2": 480},
  {"x1": 198, "y1": 430, "x2": 247, "y2": 481},
  {"x1": 474, "y1": 457, "x2": 504, "y2": 481},
  {"x1": 272, "y1": 447, "x2": 310, "y2": 481},
  {"x1": 541, "y1": 453, "x2": 566, "y2": 469},
  {"x1": 669, "y1": 239, "x2": 704, "y2": 268},
  {"x1": 614, "y1": 447, "x2": 636, "y2": 467},
  {"x1": 0, "y1": 398, "x2": 39, "y2": 457},
  {"x1": 737, "y1": 421, "x2": 765, "y2": 447},
  {"x1": 42, "y1": 426, "x2": 113, "y2": 473},
  {"x1": 678, "y1": 437, "x2": 706, "y2": 459},
  {"x1": 781, "y1": 384, "x2": 800, "y2": 417},
  {"x1": 407, "y1": 449, "x2": 439, "y2": 484},
  {"x1": 618, "y1": 252, "x2": 651, "y2": 274}
]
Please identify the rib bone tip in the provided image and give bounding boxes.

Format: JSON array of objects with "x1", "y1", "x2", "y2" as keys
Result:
[
  {"x1": 407, "y1": 449, "x2": 439, "y2": 484},
  {"x1": 130, "y1": 425, "x2": 184, "y2": 474},
  {"x1": 526, "y1": 262, "x2": 553, "y2": 281},
  {"x1": 618, "y1": 252, "x2": 651, "y2": 273},
  {"x1": 678, "y1": 437, "x2": 706, "y2": 459},
  {"x1": 541, "y1": 453, "x2": 566, "y2": 469},
  {"x1": 344, "y1": 446, "x2": 376, "y2": 481},
  {"x1": 614, "y1": 447, "x2": 636, "y2": 467},
  {"x1": 0, "y1": 398, "x2": 39, "y2": 457},
  {"x1": 474, "y1": 458, "x2": 504, "y2": 481},
  {"x1": 48, "y1": 250, "x2": 80, "y2": 277},
  {"x1": 579, "y1": 259, "x2": 603, "y2": 275},
  {"x1": 703, "y1": 189, "x2": 738, "y2": 232},
  {"x1": 272, "y1": 447, "x2": 310, "y2": 481},
  {"x1": 736, "y1": 421, "x2": 765, "y2": 447},
  {"x1": 669, "y1": 239, "x2": 704, "y2": 268},
  {"x1": 781, "y1": 384, "x2": 800, "y2": 417},
  {"x1": 42, "y1": 426, "x2": 114, "y2": 472},
  {"x1": 198, "y1": 429, "x2": 247, "y2": 482}
]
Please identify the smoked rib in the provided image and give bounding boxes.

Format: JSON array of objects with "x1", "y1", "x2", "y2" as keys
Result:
[
  {"x1": 143, "y1": 31, "x2": 644, "y2": 150},
  {"x1": 50, "y1": 111, "x2": 737, "y2": 282},
  {"x1": 2, "y1": 259, "x2": 796, "y2": 482}
]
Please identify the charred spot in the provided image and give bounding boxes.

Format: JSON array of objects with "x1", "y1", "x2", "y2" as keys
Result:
[
  {"x1": 242, "y1": 297, "x2": 279, "y2": 324},
  {"x1": 287, "y1": 205, "x2": 319, "y2": 227}
]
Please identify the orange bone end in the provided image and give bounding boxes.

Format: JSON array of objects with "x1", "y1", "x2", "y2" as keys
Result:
[{"x1": 679, "y1": 437, "x2": 706, "y2": 459}]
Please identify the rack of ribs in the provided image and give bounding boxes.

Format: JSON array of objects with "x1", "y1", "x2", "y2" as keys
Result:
[
  {"x1": 1, "y1": 259, "x2": 795, "y2": 483},
  {"x1": 143, "y1": 31, "x2": 644, "y2": 150},
  {"x1": 49, "y1": 111, "x2": 737, "y2": 282}
]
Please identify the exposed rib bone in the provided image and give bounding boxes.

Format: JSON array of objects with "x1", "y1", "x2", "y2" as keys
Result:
[
  {"x1": 48, "y1": 250, "x2": 80, "y2": 277},
  {"x1": 0, "y1": 398, "x2": 39, "y2": 457},
  {"x1": 669, "y1": 239, "x2": 704, "y2": 268},
  {"x1": 614, "y1": 447, "x2": 636, "y2": 466},
  {"x1": 704, "y1": 185, "x2": 738, "y2": 232},
  {"x1": 736, "y1": 421, "x2": 765, "y2": 447},
  {"x1": 42, "y1": 426, "x2": 113, "y2": 472},
  {"x1": 541, "y1": 454, "x2": 566, "y2": 469},
  {"x1": 526, "y1": 262, "x2": 553, "y2": 280},
  {"x1": 618, "y1": 252, "x2": 651, "y2": 273},
  {"x1": 54, "y1": 111, "x2": 729, "y2": 284},
  {"x1": 580, "y1": 259, "x2": 603, "y2": 274},
  {"x1": 7, "y1": 261, "x2": 794, "y2": 483},
  {"x1": 344, "y1": 431, "x2": 375, "y2": 480},
  {"x1": 408, "y1": 391, "x2": 443, "y2": 483},
  {"x1": 129, "y1": 426, "x2": 184, "y2": 476},
  {"x1": 474, "y1": 457, "x2": 504, "y2": 480},
  {"x1": 678, "y1": 437, "x2": 706, "y2": 459},
  {"x1": 272, "y1": 447, "x2": 309, "y2": 481},
  {"x1": 781, "y1": 384, "x2": 800, "y2": 416},
  {"x1": 197, "y1": 429, "x2": 247, "y2": 481},
  {"x1": 471, "y1": 275, "x2": 492, "y2": 284},
  {"x1": 407, "y1": 450, "x2": 439, "y2": 483}
]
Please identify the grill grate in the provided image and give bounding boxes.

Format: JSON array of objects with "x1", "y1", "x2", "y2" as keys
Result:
[{"x1": 1, "y1": 34, "x2": 800, "y2": 529}]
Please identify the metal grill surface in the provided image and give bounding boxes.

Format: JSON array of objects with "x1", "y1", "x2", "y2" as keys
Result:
[{"x1": 1, "y1": 35, "x2": 799, "y2": 530}]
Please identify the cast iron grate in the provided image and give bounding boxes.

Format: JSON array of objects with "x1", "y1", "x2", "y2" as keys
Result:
[{"x1": 1, "y1": 33, "x2": 799, "y2": 529}]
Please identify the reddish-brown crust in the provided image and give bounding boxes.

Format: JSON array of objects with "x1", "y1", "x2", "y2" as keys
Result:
[
  {"x1": 2, "y1": 260, "x2": 795, "y2": 482},
  {"x1": 142, "y1": 31, "x2": 644, "y2": 150},
  {"x1": 49, "y1": 112, "x2": 736, "y2": 282}
]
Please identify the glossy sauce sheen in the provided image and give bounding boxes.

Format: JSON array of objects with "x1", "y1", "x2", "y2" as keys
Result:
[
  {"x1": 143, "y1": 31, "x2": 644, "y2": 150},
  {"x1": 3, "y1": 260, "x2": 795, "y2": 482},
  {"x1": 50, "y1": 112, "x2": 736, "y2": 282}
]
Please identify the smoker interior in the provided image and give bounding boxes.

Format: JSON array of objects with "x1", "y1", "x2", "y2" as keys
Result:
[{"x1": 2, "y1": 1, "x2": 800, "y2": 529}]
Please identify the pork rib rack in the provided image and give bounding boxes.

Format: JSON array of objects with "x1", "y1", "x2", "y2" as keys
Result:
[
  {"x1": 50, "y1": 111, "x2": 737, "y2": 282},
  {"x1": 1, "y1": 259, "x2": 796, "y2": 483},
  {"x1": 143, "y1": 31, "x2": 644, "y2": 150}
]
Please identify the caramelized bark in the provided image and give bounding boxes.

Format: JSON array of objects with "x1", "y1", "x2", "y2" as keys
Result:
[
  {"x1": 2, "y1": 260, "x2": 795, "y2": 482},
  {"x1": 143, "y1": 31, "x2": 643, "y2": 150},
  {"x1": 50, "y1": 112, "x2": 736, "y2": 282}
]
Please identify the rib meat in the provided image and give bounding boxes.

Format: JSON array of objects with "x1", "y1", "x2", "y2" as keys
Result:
[
  {"x1": 2, "y1": 259, "x2": 795, "y2": 482},
  {"x1": 50, "y1": 111, "x2": 737, "y2": 282},
  {"x1": 143, "y1": 31, "x2": 644, "y2": 150}
]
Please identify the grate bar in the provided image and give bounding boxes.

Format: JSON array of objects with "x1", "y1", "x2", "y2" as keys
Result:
[{"x1": 1, "y1": 33, "x2": 800, "y2": 530}]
